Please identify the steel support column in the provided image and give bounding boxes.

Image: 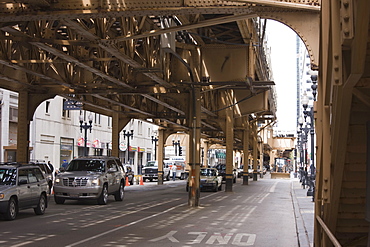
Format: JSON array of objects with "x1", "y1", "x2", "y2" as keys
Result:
[
  {"x1": 188, "y1": 88, "x2": 201, "y2": 207},
  {"x1": 111, "y1": 111, "x2": 120, "y2": 158},
  {"x1": 253, "y1": 122, "x2": 258, "y2": 181},
  {"x1": 225, "y1": 102, "x2": 234, "y2": 192},
  {"x1": 157, "y1": 128, "x2": 165, "y2": 185},
  {"x1": 243, "y1": 119, "x2": 250, "y2": 185},
  {"x1": 16, "y1": 91, "x2": 30, "y2": 163}
]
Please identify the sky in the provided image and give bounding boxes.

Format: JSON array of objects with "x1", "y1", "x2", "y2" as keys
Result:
[{"x1": 266, "y1": 20, "x2": 298, "y2": 133}]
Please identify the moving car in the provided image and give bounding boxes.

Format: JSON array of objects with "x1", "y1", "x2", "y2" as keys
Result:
[
  {"x1": 142, "y1": 161, "x2": 171, "y2": 182},
  {"x1": 215, "y1": 164, "x2": 237, "y2": 183},
  {"x1": 199, "y1": 168, "x2": 223, "y2": 192},
  {"x1": 53, "y1": 156, "x2": 126, "y2": 205},
  {"x1": 186, "y1": 167, "x2": 223, "y2": 192},
  {"x1": 0, "y1": 163, "x2": 49, "y2": 220}
]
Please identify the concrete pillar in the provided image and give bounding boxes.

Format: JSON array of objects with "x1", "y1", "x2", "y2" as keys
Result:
[
  {"x1": 225, "y1": 104, "x2": 234, "y2": 192},
  {"x1": 242, "y1": 120, "x2": 250, "y2": 185},
  {"x1": 157, "y1": 128, "x2": 165, "y2": 185},
  {"x1": 16, "y1": 91, "x2": 30, "y2": 163},
  {"x1": 188, "y1": 87, "x2": 201, "y2": 207}
]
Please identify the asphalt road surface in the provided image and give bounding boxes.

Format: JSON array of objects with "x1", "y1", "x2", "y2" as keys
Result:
[{"x1": 0, "y1": 174, "x2": 299, "y2": 247}]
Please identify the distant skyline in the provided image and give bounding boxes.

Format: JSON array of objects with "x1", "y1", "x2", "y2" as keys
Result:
[{"x1": 266, "y1": 20, "x2": 298, "y2": 133}]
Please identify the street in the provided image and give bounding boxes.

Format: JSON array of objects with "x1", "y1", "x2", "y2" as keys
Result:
[{"x1": 0, "y1": 174, "x2": 305, "y2": 247}]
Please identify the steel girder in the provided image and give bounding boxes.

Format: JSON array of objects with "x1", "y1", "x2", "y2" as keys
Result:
[{"x1": 0, "y1": 1, "x2": 318, "y2": 148}]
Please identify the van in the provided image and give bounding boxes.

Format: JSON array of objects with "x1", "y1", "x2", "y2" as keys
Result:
[{"x1": 164, "y1": 160, "x2": 187, "y2": 180}]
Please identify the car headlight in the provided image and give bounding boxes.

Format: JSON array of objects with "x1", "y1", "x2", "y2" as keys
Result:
[
  {"x1": 0, "y1": 193, "x2": 4, "y2": 199},
  {"x1": 91, "y1": 177, "x2": 100, "y2": 186},
  {"x1": 55, "y1": 178, "x2": 61, "y2": 183}
]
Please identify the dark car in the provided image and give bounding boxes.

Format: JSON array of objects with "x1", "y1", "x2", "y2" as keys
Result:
[
  {"x1": 29, "y1": 161, "x2": 54, "y2": 194},
  {"x1": 215, "y1": 164, "x2": 236, "y2": 183}
]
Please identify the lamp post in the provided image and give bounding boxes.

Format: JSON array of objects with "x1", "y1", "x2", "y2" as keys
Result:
[
  {"x1": 151, "y1": 135, "x2": 158, "y2": 160},
  {"x1": 123, "y1": 130, "x2": 134, "y2": 165},
  {"x1": 79, "y1": 113, "x2": 93, "y2": 157},
  {"x1": 172, "y1": 138, "x2": 180, "y2": 156},
  {"x1": 302, "y1": 87, "x2": 316, "y2": 201}
]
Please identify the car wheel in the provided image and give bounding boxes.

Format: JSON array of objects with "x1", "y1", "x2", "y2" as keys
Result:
[
  {"x1": 114, "y1": 182, "x2": 125, "y2": 201},
  {"x1": 54, "y1": 195, "x2": 65, "y2": 204},
  {"x1": 4, "y1": 197, "x2": 17, "y2": 221},
  {"x1": 98, "y1": 184, "x2": 108, "y2": 205},
  {"x1": 34, "y1": 193, "x2": 47, "y2": 215},
  {"x1": 233, "y1": 177, "x2": 236, "y2": 183}
]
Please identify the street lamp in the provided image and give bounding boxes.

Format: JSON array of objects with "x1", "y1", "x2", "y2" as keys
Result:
[
  {"x1": 79, "y1": 113, "x2": 93, "y2": 156},
  {"x1": 123, "y1": 130, "x2": 134, "y2": 165},
  {"x1": 172, "y1": 138, "x2": 180, "y2": 156},
  {"x1": 151, "y1": 135, "x2": 158, "y2": 160},
  {"x1": 301, "y1": 89, "x2": 316, "y2": 201}
]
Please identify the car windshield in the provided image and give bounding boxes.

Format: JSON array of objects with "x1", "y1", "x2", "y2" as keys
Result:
[
  {"x1": 0, "y1": 168, "x2": 17, "y2": 185},
  {"x1": 66, "y1": 160, "x2": 105, "y2": 172},
  {"x1": 200, "y1": 169, "x2": 216, "y2": 176},
  {"x1": 145, "y1": 161, "x2": 156, "y2": 167}
]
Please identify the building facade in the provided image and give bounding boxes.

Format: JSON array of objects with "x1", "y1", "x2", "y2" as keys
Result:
[{"x1": 0, "y1": 91, "x2": 157, "y2": 175}]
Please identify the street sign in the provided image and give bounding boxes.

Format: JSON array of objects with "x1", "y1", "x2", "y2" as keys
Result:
[{"x1": 63, "y1": 100, "x2": 83, "y2": 110}]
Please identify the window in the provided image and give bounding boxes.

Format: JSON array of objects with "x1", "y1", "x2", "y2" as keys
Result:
[
  {"x1": 138, "y1": 121, "x2": 143, "y2": 135},
  {"x1": 45, "y1": 101, "x2": 50, "y2": 114},
  {"x1": 9, "y1": 107, "x2": 18, "y2": 122}
]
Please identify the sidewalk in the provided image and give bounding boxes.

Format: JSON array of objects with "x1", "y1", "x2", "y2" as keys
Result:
[
  {"x1": 124, "y1": 174, "x2": 315, "y2": 246},
  {"x1": 292, "y1": 177, "x2": 315, "y2": 247}
]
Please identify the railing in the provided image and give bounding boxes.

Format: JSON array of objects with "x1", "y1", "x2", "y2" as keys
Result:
[{"x1": 316, "y1": 215, "x2": 342, "y2": 247}]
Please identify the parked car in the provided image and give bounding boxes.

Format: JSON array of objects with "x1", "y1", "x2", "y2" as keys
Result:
[
  {"x1": 237, "y1": 165, "x2": 244, "y2": 178},
  {"x1": 215, "y1": 164, "x2": 237, "y2": 183},
  {"x1": 53, "y1": 156, "x2": 126, "y2": 205},
  {"x1": 123, "y1": 164, "x2": 134, "y2": 185},
  {"x1": 142, "y1": 161, "x2": 171, "y2": 182},
  {"x1": 0, "y1": 163, "x2": 49, "y2": 220},
  {"x1": 29, "y1": 161, "x2": 54, "y2": 194}
]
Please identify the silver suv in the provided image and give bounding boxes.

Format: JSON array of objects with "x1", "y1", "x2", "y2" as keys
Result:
[
  {"x1": 0, "y1": 163, "x2": 49, "y2": 220},
  {"x1": 53, "y1": 156, "x2": 125, "y2": 205}
]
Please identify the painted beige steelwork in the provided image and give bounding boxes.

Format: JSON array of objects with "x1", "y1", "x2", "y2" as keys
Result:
[{"x1": 315, "y1": 1, "x2": 370, "y2": 246}]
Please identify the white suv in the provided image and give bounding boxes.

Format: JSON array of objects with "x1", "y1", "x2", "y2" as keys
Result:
[
  {"x1": 0, "y1": 163, "x2": 49, "y2": 220},
  {"x1": 53, "y1": 156, "x2": 126, "y2": 205}
]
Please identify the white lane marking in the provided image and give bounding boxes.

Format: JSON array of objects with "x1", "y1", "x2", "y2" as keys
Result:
[{"x1": 66, "y1": 191, "x2": 224, "y2": 246}]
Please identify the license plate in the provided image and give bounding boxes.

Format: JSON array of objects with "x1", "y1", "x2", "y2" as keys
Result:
[{"x1": 70, "y1": 194, "x2": 79, "y2": 198}]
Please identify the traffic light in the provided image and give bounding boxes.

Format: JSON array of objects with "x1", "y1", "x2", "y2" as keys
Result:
[{"x1": 178, "y1": 146, "x2": 182, "y2": 156}]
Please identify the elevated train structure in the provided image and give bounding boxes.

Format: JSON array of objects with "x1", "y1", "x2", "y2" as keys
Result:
[{"x1": 0, "y1": 0, "x2": 369, "y2": 246}]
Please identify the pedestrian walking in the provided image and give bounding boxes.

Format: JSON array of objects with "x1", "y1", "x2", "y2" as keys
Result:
[
  {"x1": 172, "y1": 164, "x2": 177, "y2": 181},
  {"x1": 48, "y1": 161, "x2": 54, "y2": 172}
]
